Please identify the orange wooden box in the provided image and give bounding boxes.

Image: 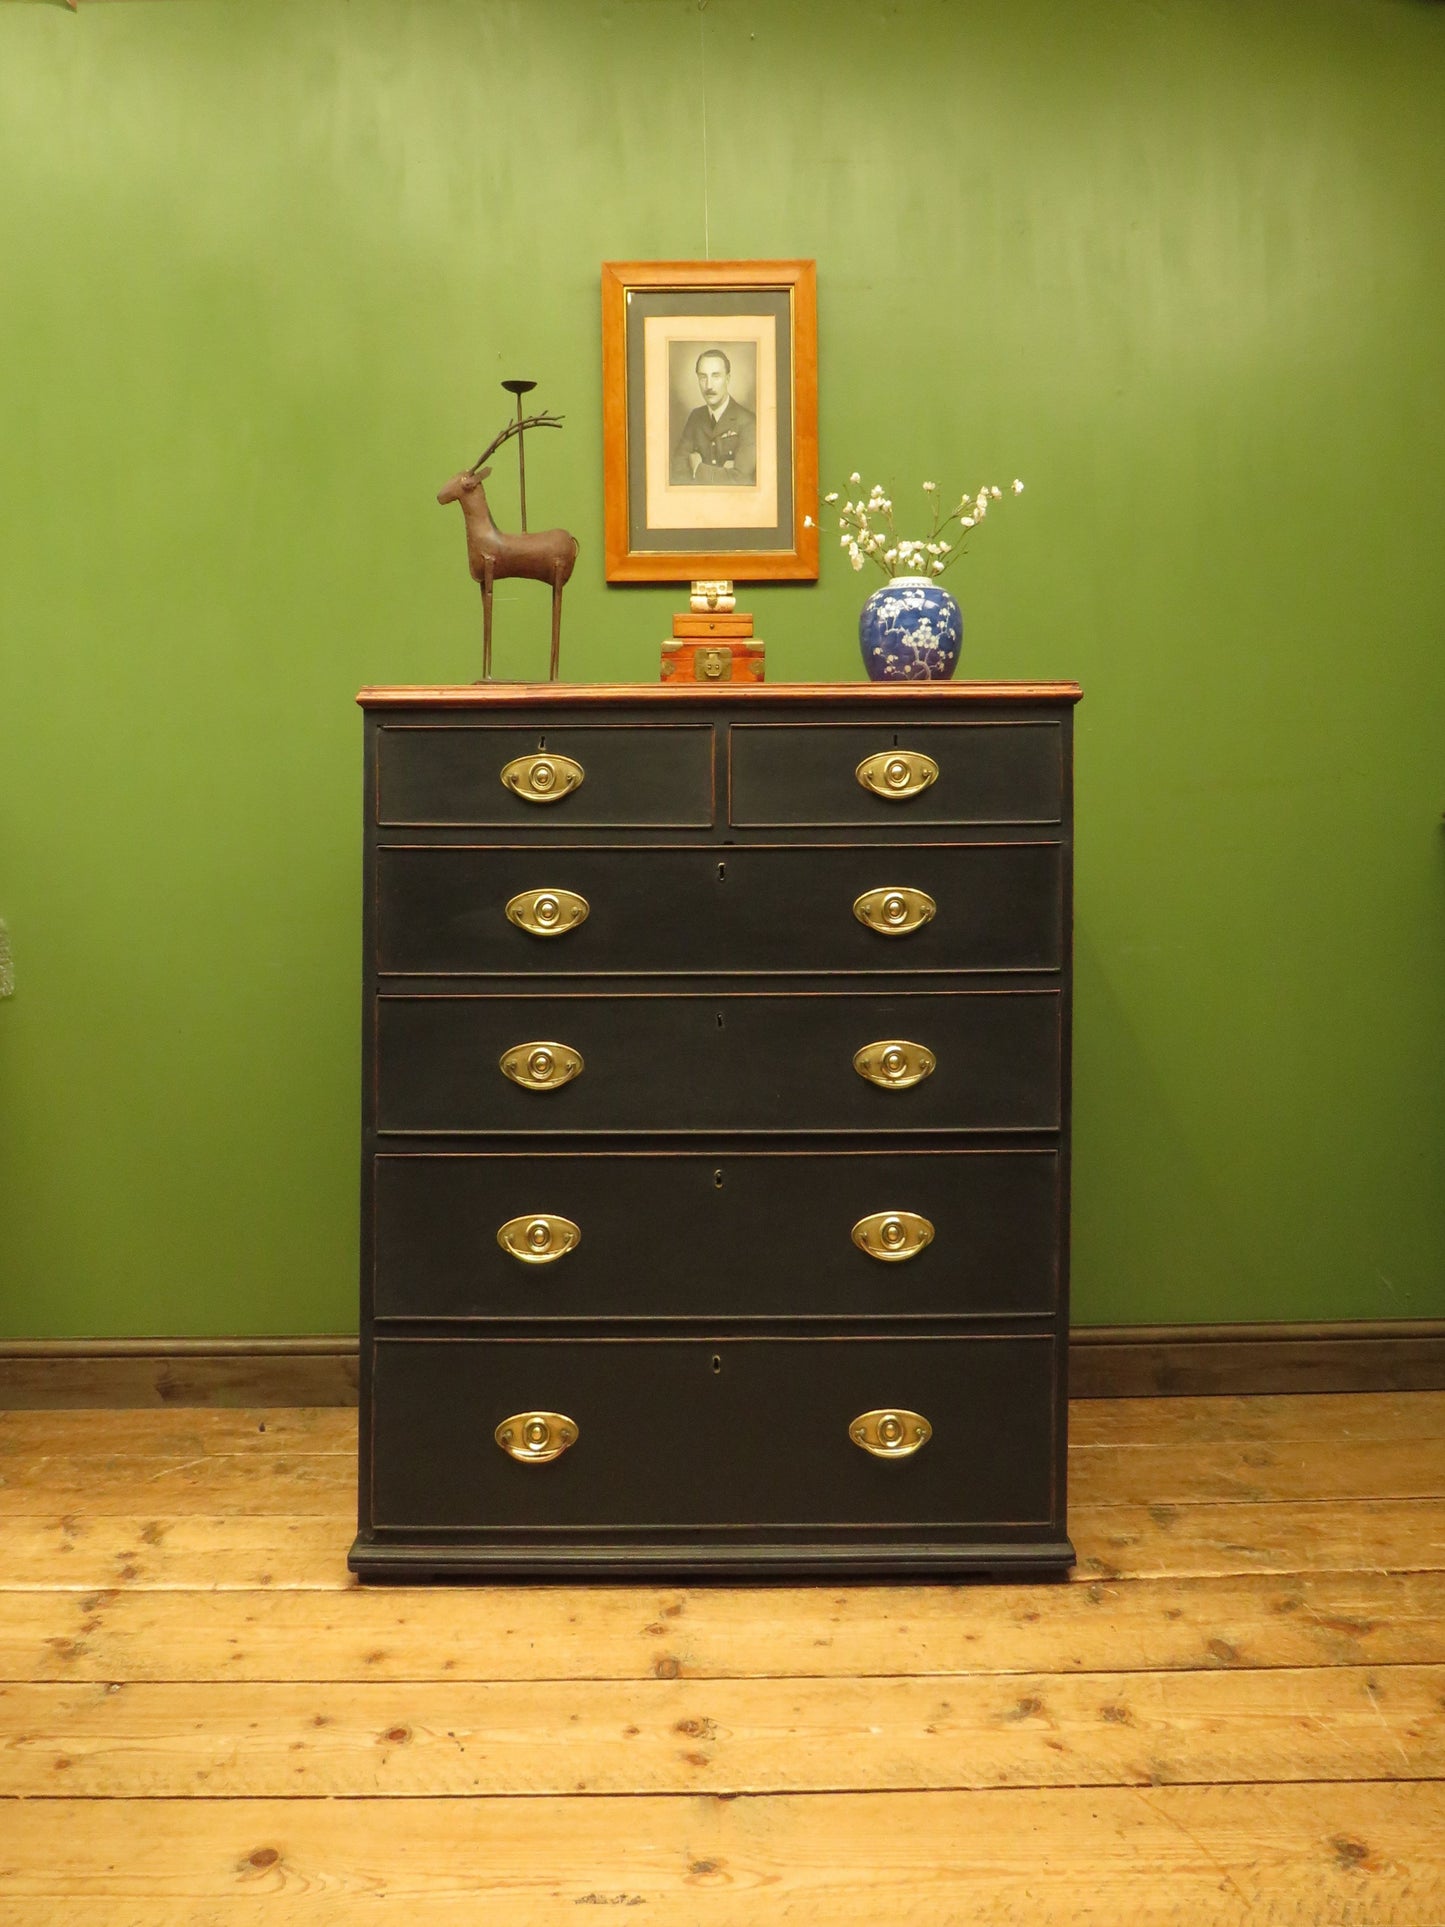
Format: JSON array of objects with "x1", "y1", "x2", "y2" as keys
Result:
[
  {"x1": 672, "y1": 613, "x2": 755, "y2": 639},
  {"x1": 660, "y1": 640, "x2": 766, "y2": 684}
]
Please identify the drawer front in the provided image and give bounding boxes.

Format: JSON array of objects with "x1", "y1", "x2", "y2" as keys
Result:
[
  {"x1": 373, "y1": 1149, "x2": 1060, "y2": 1320},
  {"x1": 376, "y1": 841, "x2": 1063, "y2": 977},
  {"x1": 375, "y1": 989, "x2": 1061, "y2": 1135},
  {"x1": 370, "y1": 1334, "x2": 1056, "y2": 1530},
  {"x1": 729, "y1": 721, "x2": 1063, "y2": 827},
  {"x1": 376, "y1": 724, "x2": 714, "y2": 827}
]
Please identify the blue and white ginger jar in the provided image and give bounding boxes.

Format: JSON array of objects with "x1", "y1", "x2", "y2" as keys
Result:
[{"x1": 859, "y1": 576, "x2": 962, "y2": 682}]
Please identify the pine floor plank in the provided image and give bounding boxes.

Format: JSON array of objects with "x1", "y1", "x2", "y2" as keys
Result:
[
  {"x1": 2, "y1": 1569, "x2": 1442, "y2": 1683},
  {"x1": 0, "y1": 1785, "x2": 1440, "y2": 1924},
  {"x1": 0, "y1": 1387, "x2": 1437, "y2": 1465},
  {"x1": 5, "y1": 1497, "x2": 1445, "y2": 1590},
  {"x1": 2, "y1": 1664, "x2": 1441, "y2": 1797},
  {"x1": 0, "y1": 1407, "x2": 352, "y2": 1458},
  {"x1": 1070, "y1": 1390, "x2": 1445, "y2": 1447},
  {"x1": 5, "y1": 1425, "x2": 1443, "y2": 1517},
  {"x1": 1071, "y1": 1436, "x2": 1445, "y2": 1505}
]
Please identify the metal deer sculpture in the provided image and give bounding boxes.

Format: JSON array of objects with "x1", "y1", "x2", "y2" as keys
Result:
[{"x1": 437, "y1": 411, "x2": 577, "y2": 681}]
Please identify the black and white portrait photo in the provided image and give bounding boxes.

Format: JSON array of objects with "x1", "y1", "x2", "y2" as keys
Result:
[
  {"x1": 601, "y1": 260, "x2": 818, "y2": 582},
  {"x1": 669, "y1": 342, "x2": 758, "y2": 485}
]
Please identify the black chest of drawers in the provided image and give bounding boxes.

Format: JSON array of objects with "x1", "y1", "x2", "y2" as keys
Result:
[{"x1": 350, "y1": 681, "x2": 1080, "y2": 1581}]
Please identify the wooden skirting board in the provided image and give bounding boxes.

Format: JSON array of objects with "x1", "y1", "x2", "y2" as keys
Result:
[{"x1": 0, "y1": 1322, "x2": 1441, "y2": 1407}]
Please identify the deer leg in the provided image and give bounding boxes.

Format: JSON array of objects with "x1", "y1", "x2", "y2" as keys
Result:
[
  {"x1": 549, "y1": 568, "x2": 564, "y2": 682},
  {"x1": 480, "y1": 565, "x2": 494, "y2": 680}
]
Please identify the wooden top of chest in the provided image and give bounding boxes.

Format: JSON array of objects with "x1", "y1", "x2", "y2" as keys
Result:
[{"x1": 358, "y1": 682, "x2": 1083, "y2": 710}]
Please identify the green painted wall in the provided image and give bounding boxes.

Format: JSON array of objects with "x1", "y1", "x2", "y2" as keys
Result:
[{"x1": 1, "y1": 0, "x2": 1441, "y2": 1338}]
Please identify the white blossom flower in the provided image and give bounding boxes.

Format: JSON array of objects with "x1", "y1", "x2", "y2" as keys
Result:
[
  {"x1": 840, "y1": 534, "x2": 851, "y2": 548},
  {"x1": 922, "y1": 481, "x2": 937, "y2": 493},
  {"x1": 1012, "y1": 479, "x2": 1024, "y2": 493},
  {"x1": 849, "y1": 471, "x2": 861, "y2": 484},
  {"x1": 824, "y1": 491, "x2": 839, "y2": 503},
  {"x1": 850, "y1": 548, "x2": 864, "y2": 571},
  {"x1": 932, "y1": 560, "x2": 945, "y2": 573},
  {"x1": 803, "y1": 514, "x2": 814, "y2": 528},
  {"x1": 961, "y1": 515, "x2": 975, "y2": 528},
  {"x1": 990, "y1": 487, "x2": 1002, "y2": 499}
]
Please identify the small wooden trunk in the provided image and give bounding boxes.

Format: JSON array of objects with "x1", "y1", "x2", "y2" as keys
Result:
[{"x1": 661, "y1": 639, "x2": 766, "y2": 684}]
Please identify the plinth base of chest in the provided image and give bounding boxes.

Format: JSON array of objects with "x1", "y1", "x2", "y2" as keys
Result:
[{"x1": 347, "y1": 1535, "x2": 1077, "y2": 1583}]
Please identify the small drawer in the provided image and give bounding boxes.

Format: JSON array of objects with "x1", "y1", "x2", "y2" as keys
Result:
[
  {"x1": 372, "y1": 1148, "x2": 1061, "y2": 1320},
  {"x1": 375, "y1": 841, "x2": 1063, "y2": 977},
  {"x1": 376, "y1": 723, "x2": 714, "y2": 827},
  {"x1": 728, "y1": 721, "x2": 1063, "y2": 827},
  {"x1": 370, "y1": 1334, "x2": 1057, "y2": 1531},
  {"x1": 374, "y1": 988, "x2": 1062, "y2": 1136}
]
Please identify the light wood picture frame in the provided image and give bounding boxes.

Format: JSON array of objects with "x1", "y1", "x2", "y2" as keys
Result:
[{"x1": 601, "y1": 259, "x2": 818, "y2": 583}]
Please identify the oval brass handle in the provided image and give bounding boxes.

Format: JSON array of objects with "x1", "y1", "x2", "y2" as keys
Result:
[
  {"x1": 506, "y1": 888, "x2": 589, "y2": 938},
  {"x1": 500, "y1": 1041, "x2": 584, "y2": 1091},
  {"x1": 495, "y1": 1411, "x2": 578, "y2": 1463},
  {"x1": 851, "y1": 1409, "x2": 932, "y2": 1459},
  {"x1": 855, "y1": 750, "x2": 939, "y2": 801},
  {"x1": 853, "y1": 1038, "x2": 936, "y2": 1090},
  {"x1": 853, "y1": 886, "x2": 936, "y2": 937},
  {"x1": 500, "y1": 753, "x2": 584, "y2": 804},
  {"x1": 497, "y1": 1214, "x2": 581, "y2": 1264},
  {"x1": 852, "y1": 1210, "x2": 935, "y2": 1263}
]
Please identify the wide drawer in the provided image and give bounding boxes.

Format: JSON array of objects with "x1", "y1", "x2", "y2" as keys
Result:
[
  {"x1": 369, "y1": 1334, "x2": 1057, "y2": 1531},
  {"x1": 375, "y1": 723, "x2": 714, "y2": 827},
  {"x1": 372, "y1": 1148, "x2": 1060, "y2": 1320},
  {"x1": 374, "y1": 989, "x2": 1061, "y2": 1135},
  {"x1": 375, "y1": 841, "x2": 1063, "y2": 977},
  {"x1": 728, "y1": 721, "x2": 1064, "y2": 827}
]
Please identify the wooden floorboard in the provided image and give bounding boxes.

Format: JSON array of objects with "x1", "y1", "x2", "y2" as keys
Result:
[
  {"x1": 1, "y1": 1394, "x2": 1444, "y2": 1922},
  {"x1": 4, "y1": 1569, "x2": 1444, "y2": 1681}
]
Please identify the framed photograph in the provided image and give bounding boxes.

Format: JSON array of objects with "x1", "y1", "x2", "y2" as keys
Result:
[{"x1": 601, "y1": 259, "x2": 818, "y2": 583}]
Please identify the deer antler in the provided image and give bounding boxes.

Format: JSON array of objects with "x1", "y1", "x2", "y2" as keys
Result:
[{"x1": 469, "y1": 411, "x2": 565, "y2": 474}]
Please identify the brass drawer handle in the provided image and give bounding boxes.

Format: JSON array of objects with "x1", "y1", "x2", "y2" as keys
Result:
[
  {"x1": 497, "y1": 1214, "x2": 580, "y2": 1264},
  {"x1": 851, "y1": 1409, "x2": 932, "y2": 1459},
  {"x1": 500, "y1": 1041, "x2": 584, "y2": 1091},
  {"x1": 852, "y1": 1210, "x2": 934, "y2": 1263},
  {"x1": 506, "y1": 888, "x2": 589, "y2": 938},
  {"x1": 853, "y1": 886, "x2": 936, "y2": 937},
  {"x1": 853, "y1": 1038, "x2": 936, "y2": 1090},
  {"x1": 495, "y1": 1411, "x2": 578, "y2": 1463},
  {"x1": 500, "y1": 752, "x2": 584, "y2": 804},
  {"x1": 856, "y1": 750, "x2": 938, "y2": 801}
]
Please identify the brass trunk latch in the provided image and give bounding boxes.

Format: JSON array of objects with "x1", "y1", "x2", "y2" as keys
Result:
[
  {"x1": 855, "y1": 750, "x2": 939, "y2": 801},
  {"x1": 853, "y1": 1039, "x2": 936, "y2": 1090},
  {"x1": 851, "y1": 1211, "x2": 935, "y2": 1263},
  {"x1": 506, "y1": 888, "x2": 589, "y2": 937},
  {"x1": 495, "y1": 1412, "x2": 578, "y2": 1463},
  {"x1": 853, "y1": 886, "x2": 936, "y2": 937},
  {"x1": 500, "y1": 752, "x2": 584, "y2": 803},
  {"x1": 497, "y1": 1214, "x2": 580, "y2": 1264},
  {"x1": 500, "y1": 1041, "x2": 584, "y2": 1091}
]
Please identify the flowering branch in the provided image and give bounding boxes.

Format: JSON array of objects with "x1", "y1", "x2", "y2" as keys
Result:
[{"x1": 812, "y1": 473, "x2": 1024, "y2": 581}]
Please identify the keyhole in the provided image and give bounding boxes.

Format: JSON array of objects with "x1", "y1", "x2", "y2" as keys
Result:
[
  {"x1": 537, "y1": 734, "x2": 546, "y2": 750},
  {"x1": 717, "y1": 860, "x2": 726, "y2": 881},
  {"x1": 716, "y1": 1012, "x2": 725, "y2": 1029},
  {"x1": 711, "y1": 1354, "x2": 722, "y2": 1375},
  {"x1": 713, "y1": 1168, "x2": 724, "y2": 1189},
  {"x1": 892, "y1": 733, "x2": 899, "y2": 747}
]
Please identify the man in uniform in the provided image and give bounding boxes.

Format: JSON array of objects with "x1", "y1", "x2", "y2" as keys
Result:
[{"x1": 671, "y1": 347, "x2": 756, "y2": 484}]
